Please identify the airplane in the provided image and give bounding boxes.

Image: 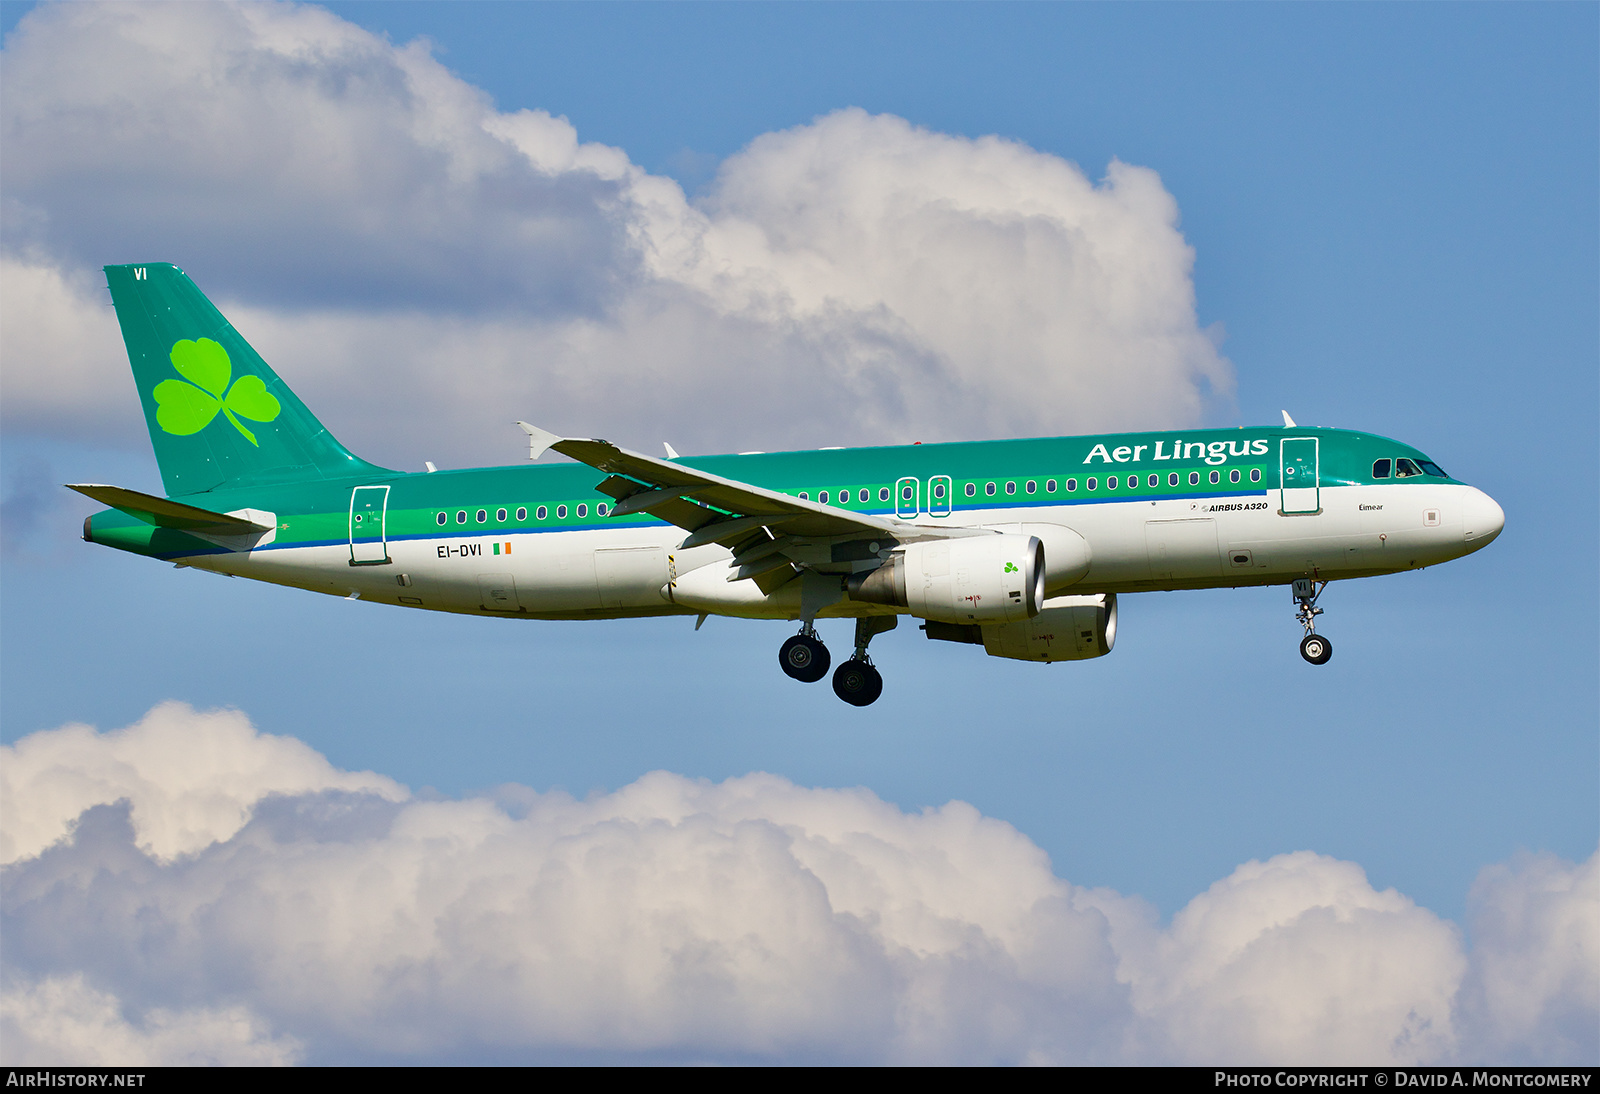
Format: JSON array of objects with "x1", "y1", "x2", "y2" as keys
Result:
[{"x1": 74, "y1": 263, "x2": 1506, "y2": 706}]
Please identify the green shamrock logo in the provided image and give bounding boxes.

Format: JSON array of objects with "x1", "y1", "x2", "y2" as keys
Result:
[
  {"x1": 152, "y1": 338, "x2": 281, "y2": 446},
  {"x1": 1004, "y1": 561, "x2": 1018, "y2": 573}
]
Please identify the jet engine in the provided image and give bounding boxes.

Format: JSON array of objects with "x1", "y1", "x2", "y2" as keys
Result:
[
  {"x1": 922, "y1": 593, "x2": 1117, "y2": 662},
  {"x1": 848, "y1": 534, "x2": 1044, "y2": 624},
  {"x1": 982, "y1": 593, "x2": 1117, "y2": 661}
]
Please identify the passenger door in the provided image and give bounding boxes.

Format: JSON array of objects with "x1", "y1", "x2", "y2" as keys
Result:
[
  {"x1": 349, "y1": 486, "x2": 390, "y2": 565},
  {"x1": 1279, "y1": 438, "x2": 1320, "y2": 514}
]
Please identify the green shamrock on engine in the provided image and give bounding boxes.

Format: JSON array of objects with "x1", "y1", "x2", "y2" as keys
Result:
[{"x1": 153, "y1": 338, "x2": 281, "y2": 446}]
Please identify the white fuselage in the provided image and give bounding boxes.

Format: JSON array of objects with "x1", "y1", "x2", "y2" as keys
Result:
[{"x1": 187, "y1": 481, "x2": 1504, "y2": 621}]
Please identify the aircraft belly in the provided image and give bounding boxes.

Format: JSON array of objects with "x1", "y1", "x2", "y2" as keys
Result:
[
  {"x1": 594, "y1": 545, "x2": 670, "y2": 609},
  {"x1": 1144, "y1": 518, "x2": 1221, "y2": 580},
  {"x1": 214, "y1": 542, "x2": 361, "y2": 595},
  {"x1": 515, "y1": 538, "x2": 601, "y2": 611}
]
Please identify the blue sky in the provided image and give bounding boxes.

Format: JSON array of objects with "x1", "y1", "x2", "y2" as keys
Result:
[{"x1": 1, "y1": 1, "x2": 1594, "y2": 1065}]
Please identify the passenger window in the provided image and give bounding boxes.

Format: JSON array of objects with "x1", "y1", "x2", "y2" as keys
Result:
[
  {"x1": 1125, "y1": 475, "x2": 1136, "y2": 490},
  {"x1": 1005, "y1": 482, "x2": 1016, "y2": 495},
  {"x1": 860, "y1": 489, "x2": 870, "y2": 502},
  {"x1": 1188, "y1": 472, "x2": 1200, "y2": 486},
  {"x1": 1209, "y1": 470, "x2": 1220, "y2": 484},
  {"x1": 901, "y1": 485, "x2": 915, "y2": 501},
  {"x1": 456, "y1": 510, "x2": 467, "y2": 524},
  {"x1": 436, "y1": 512, "x2": 447, "y2": 526},
  {"x1": 799, "y1": 492, "x2": 809, "y2": 500},
  {"x1": 1087, "y1": 477, "x2": 1098, "y2": 491},
  {"x1": 597, "y1": 503, "x2": 608, "y2": 516},
  {"x1": 933, "y1": 482, "x2": 946, "y2": 500},
  {"x1": 1418, "y1": 461, "x2": 1447, "y2": 477},
  {"x1": 1025, "y1": 480, "x2": 1036, "y2": 494},
  {"x1": 1168, "y1": 473, "x2": 1179, "y2": 487},
  {"x1": 879, "y1": 487, "x2": 891, "y2": 502},
  {"x1": 986, "y1": 482, "x2": 996, "y2": 496},
  {"x1": 496, "y1": 508, "x2": 507, "y2": 522},
  {"x1": 1148, "y1": 474, "x2": 1158, "y2": 487},
  {"x1": 1107, "y1": 476, "x2": 1118, "y2": 489},
  {"x1": 1046, "y1": 479, "x2": 1057, "y2": 493},
  {"x1": 476, "y1": 509, "x2": 487, "y2": 523},
  {"x1": 577, "y1": 504, "x2": 587, "y2": 517},
  {"x1": 516, "y1": 507, "x2": 527, "y2": 521},
  {"x1": 536, "y1": 506, "x2": 547, "y2": 520},
  {"x1": 557, "y1": 505, "x2": 567, "y2": 518},
  {"x1": 819, "y1": 491, "x2": 829, "y2": 504},
  {"x1": 1250, "y1": 468, "x2": 1261, "y2": 483},
  {"x1": 1229, "y1": 469, "x2": 1240, "y2": 484},
  {"x1": 1396, "y1": 458, "x2": 1422, "y2": 478},
  {"x1": 965, "y1": 483, "x2": 976, "y2": 497},
  {"x1": 1066, "y1": 478, "x2": 1077, "y2": 492},
  {"x1": 1372, "y1": 459, "x2": 1392, "y2": 479}
]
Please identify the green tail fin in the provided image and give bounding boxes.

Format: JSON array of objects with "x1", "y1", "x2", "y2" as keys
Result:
[{"x1": 105, "y1": 263, "x2": 387, "y2": 496}]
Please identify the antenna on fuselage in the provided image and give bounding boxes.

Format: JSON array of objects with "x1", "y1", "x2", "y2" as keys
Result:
[
  {"x1": 1281, "y1": 410, "x2": 1298, "y2": 428},
  {"x1": 664, "y1": 442, "x2": 681, "y2": 459}
]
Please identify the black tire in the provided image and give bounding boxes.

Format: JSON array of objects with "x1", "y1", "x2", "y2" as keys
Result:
[
  {"x1": 779, "y1": 634, "x2": 830, "y2": 683},
  {"x1": 832, "y1": 659, "x2": 883, "y2": 706},
  {"x1": 1300, "y1": 634, "x2": 1332, "y2": 665}
]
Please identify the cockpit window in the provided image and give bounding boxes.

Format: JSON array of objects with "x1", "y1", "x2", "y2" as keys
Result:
[
  {"x1": 1372, "y1": 459, "x2": 1391, "y2": 479},
  {"x1": 1418, "y1": 460, "x2": 1447, "y2": 477},
  {"x1": 1395, "y1": 458, "x2": 1423, "y2": 478}
]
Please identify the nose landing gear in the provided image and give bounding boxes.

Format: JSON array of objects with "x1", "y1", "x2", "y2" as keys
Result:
[{"x1": 1293, "y1": 578, "x2": 1332, "y2": 665}]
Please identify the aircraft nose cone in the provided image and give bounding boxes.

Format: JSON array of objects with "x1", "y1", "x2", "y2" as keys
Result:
[{"x1": 1461, "y1": 487, "x2": 1505, "y2": 548}]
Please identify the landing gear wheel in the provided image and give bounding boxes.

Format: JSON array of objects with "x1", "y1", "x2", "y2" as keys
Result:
[
  {"x1": 832, "y1": 658, "x2": 883, "y2": 706},
  {"x1": 1300, "y1": 634, "x2": 1332, "y2": 665},
  {"x1": 779, "y1": 633, "x2": 830, "y2": 682}
]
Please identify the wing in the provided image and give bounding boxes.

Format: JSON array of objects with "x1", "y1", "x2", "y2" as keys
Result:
[{"x1": 517, "y1": 424, "x2": 984, "y2": 577}]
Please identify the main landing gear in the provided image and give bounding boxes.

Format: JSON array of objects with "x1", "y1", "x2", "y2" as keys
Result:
[
  {"x1": 779, "y1": 626, "x2": 830, "y2": 683},
  {"x1": 1293, "y1": 578, "x2": 1332, "y2": 665},
  {"x1": 778, "y1": 617, "x2": 896, "y2": 705}
]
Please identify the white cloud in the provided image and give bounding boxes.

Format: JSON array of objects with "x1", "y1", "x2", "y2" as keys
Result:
[
  {"x1": 2, "y1": 704, "x2": 1591, "y2": 1065},
  {"x1": 1, "y1": 2, "x2": 1231, "y2": 469},
  {"x1": 0, "y1": 700, "x2": 404, "y2": 865},
  {"x1": 0, "y1": 973, "x2": 299, "y2": 1066},
  {"x1": 0, "y1": 257, "x2": 134, "y2": 435},
  {"x1": 1455, "y1": 849, "x2": 1600, "y2": 1064},
  {"x1": 1082, "y1": 853, "x2": 1466, "y2": 1064}
]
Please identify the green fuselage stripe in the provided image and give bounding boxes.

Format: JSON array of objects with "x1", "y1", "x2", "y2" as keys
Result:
[{"x1": 86, "y1": 425, "x2": 1460, "y2": 559}]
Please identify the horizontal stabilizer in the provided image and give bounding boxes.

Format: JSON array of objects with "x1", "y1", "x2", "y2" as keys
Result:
[{"x1": 66, "y1": 484, "x2": 271, "y2": 535}]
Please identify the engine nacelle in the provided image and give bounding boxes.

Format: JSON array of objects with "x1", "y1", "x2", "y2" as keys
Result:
[
  {"x1": 981, "y1": 593, "x2": 1117, "y2": 662},
  {"x1": 849, "y1": 534, "x2": 1043, "y2": 624}
]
